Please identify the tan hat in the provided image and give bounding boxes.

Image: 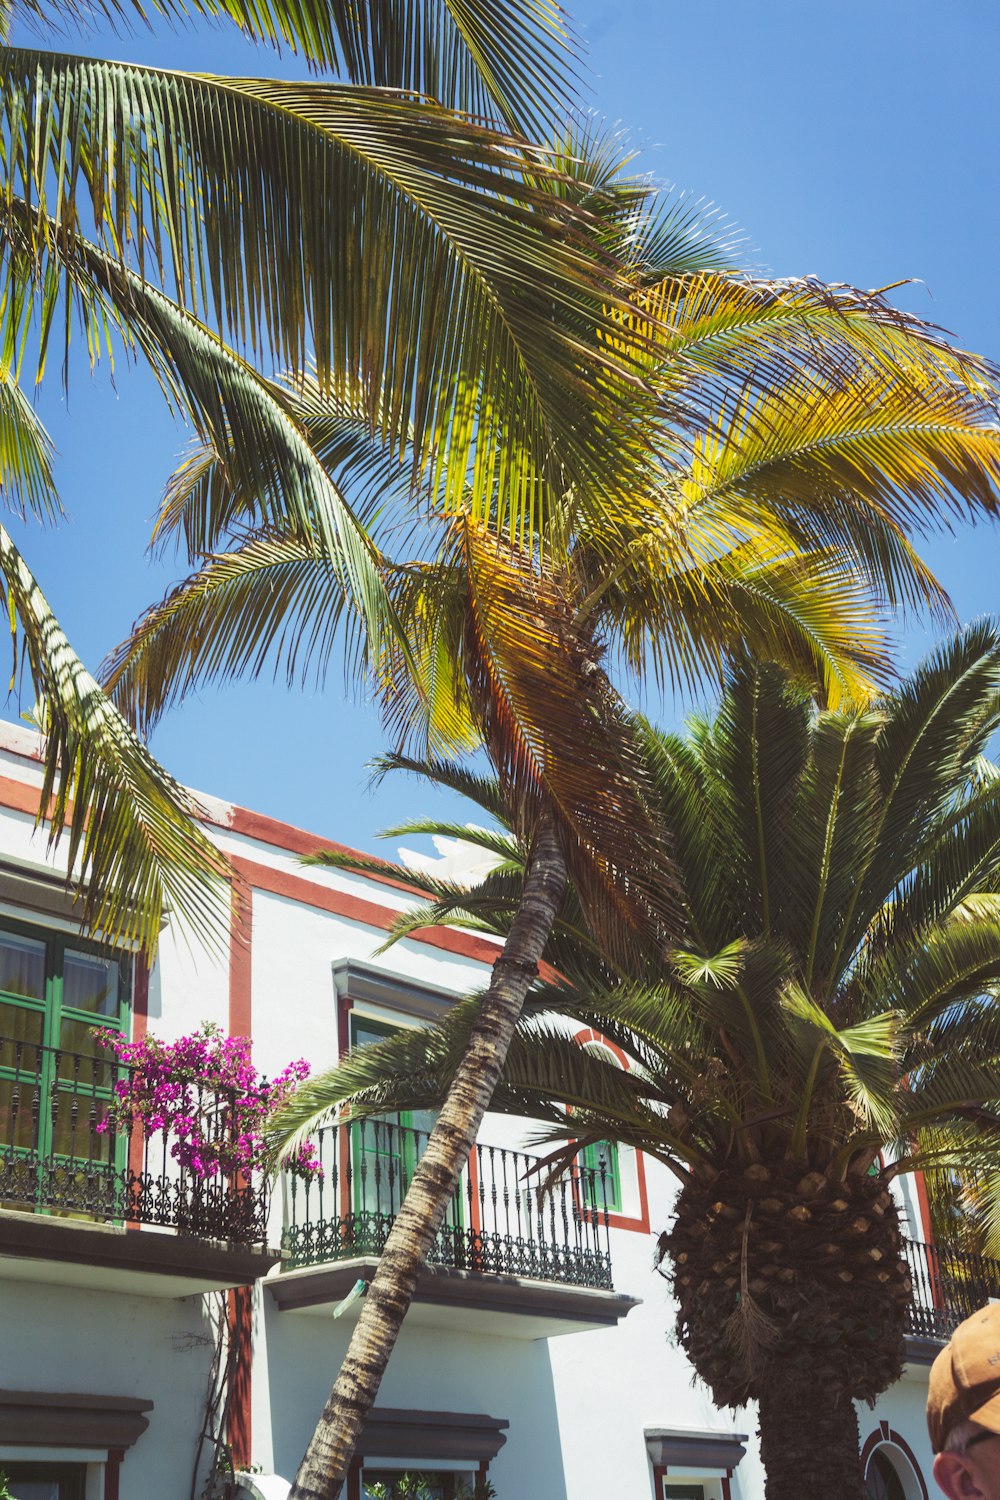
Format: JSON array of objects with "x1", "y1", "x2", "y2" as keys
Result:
[{"x1": 928, "y1": 1303, "x2": 1000, "y2": 1452}]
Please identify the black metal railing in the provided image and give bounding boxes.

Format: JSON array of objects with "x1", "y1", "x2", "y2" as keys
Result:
[
  {"x1": 282, "y1": 1119, "x2": 615, "y2": 1290},
  {"x1": 905, "y1": 1238, "x2": 1000, "y2": 1340},
  {"x1": 0, "y1": 1033, "x2": 268, "y2": 1245}
]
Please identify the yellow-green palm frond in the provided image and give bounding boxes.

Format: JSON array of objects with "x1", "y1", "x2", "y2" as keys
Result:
[
  {"x1": 0, "y1": 209, "x2": 406, "y2": 671},
  {"x1": 640, "y1": 273, "x2": 998, "y2": 405},
  {"x1": 0, "y1": 52, "x2": 655, "y2": 530},
  {"x1": 583, "y1": 521, "x2": 897, "y2": 708},
  {"x1": 151, "y1": 372, "x2": 412, "y2": 563},
  {"x1": 0, "y1": 525, "x2": 228, "y2": 955},
  {"x1": 445, "y1": 522, "x2": 680, "y2": 959},
  {"x1": 0, "y1": 362, "x2": 59, "y2": 524},
  {"x1": 684, "y1": 365, "x2": 1000, "y2": 541},
  {"x1": 7, "y1": 0, "x2": 579, "y2": 136},
  {"x1": 102, "y1": 532, "x2": 372, "y2": 737}
]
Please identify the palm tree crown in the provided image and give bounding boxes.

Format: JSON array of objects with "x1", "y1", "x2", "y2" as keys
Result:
[{"x1": 283, "y1": 624, "x2": 1000, "y2": 1500}]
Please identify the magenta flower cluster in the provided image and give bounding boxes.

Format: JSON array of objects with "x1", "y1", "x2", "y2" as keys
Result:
[{"x1": 96, "y1": 1023, "x2": 322, "y2": 1182}]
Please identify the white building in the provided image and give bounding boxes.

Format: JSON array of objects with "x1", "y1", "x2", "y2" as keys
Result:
[{"x1": 0, "y1": 722, "x2": 962, "y2": 1500}]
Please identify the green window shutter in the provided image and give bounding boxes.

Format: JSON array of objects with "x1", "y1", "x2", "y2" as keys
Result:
[{"x1": 580, "y1": 1139, "x2": 622, "y2": 1214}]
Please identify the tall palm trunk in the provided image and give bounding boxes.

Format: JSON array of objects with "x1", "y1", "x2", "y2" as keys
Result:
[
  {"x1": 757, "y1": 1373, "x2": 864, "y2": 1500},
  {"x1": 661, "y1": 1164, "x2": 911, "y2": 1500},
  {"x1": 290, "y1": 813, "x2": 568, "y2": 1500}
]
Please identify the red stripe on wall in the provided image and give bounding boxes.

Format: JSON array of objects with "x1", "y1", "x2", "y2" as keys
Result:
[
  {"x1": 227, "y1": 877, "x2": 254, "y2": 1463},
  {"x1": 229, "y1": 875, "x2": 253, "y2": 1039},
  {"x1": 914, "y1": 1169, "x2": 934, "y2": 1245},
  {"x1": 231, "y1": 855, "x2": 501, "y2": 968},
  {"x1": 228, "y1": 1285, "x2": 253, "y2": 1470}
]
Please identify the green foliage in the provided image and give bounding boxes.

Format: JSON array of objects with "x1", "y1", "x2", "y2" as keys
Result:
[
  {"x1": 272, "y1": 627, "x2": 1000, "y2": 1245},
  {"x1": 362, "y1": 1474, "x2": 495, "y2": 1500}
]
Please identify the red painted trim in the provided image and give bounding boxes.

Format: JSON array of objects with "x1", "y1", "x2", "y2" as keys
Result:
[
  {"x1": 131, "y1": 955, "x2": 149, "y2": 1045},
  {"x1": 722, "y1": 1478, "x2": 733, "y2": 1500},
  {"x1": 103, "y1": 1449, "x2": 124, "y2": 1500},
  {"x1": 0, "y1": 766, "x2": 500, "y2": 968},
  {"x1": 225, "y1": 873, "x2": 254, "y2": 1466},
  {"x1": 337, "y1": 994, "x2": 351, "y2": 1058},
  {"x1": 228, "y1": 876, "x2": 253, "y2": 1039},
  {"x1": 611, "y1": 1146, "x2": 652, "y2": 1237},
  {"x1": 572, "y1": 1028, "x2": 652, "y2": 1235},
  {"x1": 0, "y1": 772, "x2": 65, "y2": 822},
  {"x1": 346, "y1": 1458, "x2": 362, "y2": 1500},
  {"x1": 217, "y1": 806, "x2": 425, "y2": 898},
  {"x1": 861, "y1": 1425, "x2": 929, "y2": 1500},
  {"x1": 227, "y1": 1286, "x2": 253, "y2": 1469},
  {"x1": 467, "y1": 1141, "x2": 483, "y2": 1239},
  {"x1": 652, "y1": 1465, "x2": 666, "y2": 1496},
  {"x1": 914, "y1": 1169, "x2": 934, "y2": 1245},
  {"x1": 231, "y1": 855, "x2": 500, "y2": 967}
]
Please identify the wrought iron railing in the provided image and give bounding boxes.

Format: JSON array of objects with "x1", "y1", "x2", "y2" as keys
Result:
[
  {"x1": 0, "y1": 1033, "x2": 268, "y2": 1245},
  {"x1": 282, "y1": 1119, "x2": 615, "y2": 1290},
  {"x1": 905, "y1": 1238, "x2": 1000, "y2": 1340}
]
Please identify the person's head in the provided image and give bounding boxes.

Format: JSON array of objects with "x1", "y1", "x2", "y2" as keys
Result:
[{"x1": 929, "y1": 1304, "x2": 1000, "y2": 1499}]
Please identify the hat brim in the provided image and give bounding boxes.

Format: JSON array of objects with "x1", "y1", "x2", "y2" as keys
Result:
[{"x1": 969, "y1": 1388, "x2": 1000, "y2": 1439}]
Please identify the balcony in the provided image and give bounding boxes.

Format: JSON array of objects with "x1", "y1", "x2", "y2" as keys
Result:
[
  {"x1": 905, "y1": 1238, "x2": 1000, "y2": 1355},
  {"x1": 0, "y1": 1033, "x2": 281, "y2": 1296},
  {"x1": 271, "y1": 1119, "x2": 640, "y2": 1338}
]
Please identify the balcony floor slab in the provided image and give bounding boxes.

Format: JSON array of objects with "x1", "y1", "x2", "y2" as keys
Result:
[
  {"x1": 0, "y1": 1207, "x2": 283, "y2": 1297},
  {"x1": 267, "y1": 1256, "x2": 640, "y2": 1339}
]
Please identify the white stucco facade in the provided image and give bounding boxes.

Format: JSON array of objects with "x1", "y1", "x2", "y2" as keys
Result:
[{"x1": 0, "y1": 722, "x2": 941, "y2": 1500}]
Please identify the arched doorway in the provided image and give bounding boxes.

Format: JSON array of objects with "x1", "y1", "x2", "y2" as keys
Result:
[{"x1": 864, "y1": 1441, "x2": 926, "y2": 1500}]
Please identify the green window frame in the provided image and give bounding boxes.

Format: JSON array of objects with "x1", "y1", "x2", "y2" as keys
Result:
[
  {"x1": 579, "y1": 1137, "x2": 622, "y2": 1214},
  {"x1": 0, "y1": 917, "x2": 132, "y2": 1184}
]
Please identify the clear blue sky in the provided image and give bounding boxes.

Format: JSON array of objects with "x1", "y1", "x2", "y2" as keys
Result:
[{"x1": 9, "y1": 0, "x2": 1000, "y2": 850}]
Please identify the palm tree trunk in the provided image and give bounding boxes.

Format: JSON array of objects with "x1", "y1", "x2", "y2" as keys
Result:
[
  {"x1": 289, "y1": 812, "x2": 568, "y2": 1500},
  {"x1": 757, "y1": 1370, "x2": 864, "y2": 1500}
]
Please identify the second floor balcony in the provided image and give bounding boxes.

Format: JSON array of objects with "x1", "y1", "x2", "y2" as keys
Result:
[
  {"x1": 272, "y1": 1118, "x2": 640, "y2": 1337},
  {"x1": 0, "y1": 1032, "x2": 281, "y2": 1296},
  {"x1": 905, "y1": 1237, "x2": 1000, "y2": 1350}
]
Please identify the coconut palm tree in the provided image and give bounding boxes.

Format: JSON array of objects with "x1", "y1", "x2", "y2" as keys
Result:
[
  {"x1": 282, "y1": 624, "x2": 1000, "y2": 1500},
  {"x1": 100, "y1": 128, "x2": 1000, "y2": 1498},
  {"x1": 0, "y1": 0, "x2": 653, "y2": 953}
]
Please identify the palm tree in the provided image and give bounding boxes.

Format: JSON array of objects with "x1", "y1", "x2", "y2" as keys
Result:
[
  {"x1": 0, "y1": 0, "x2": 650, "y2": 953},
  {"x1": 99, "y1": 115, "x2": 1000, "y2": 1500},
  {"x1": 281, "y1": 624, "x2": 1000, "y2": 1500}
]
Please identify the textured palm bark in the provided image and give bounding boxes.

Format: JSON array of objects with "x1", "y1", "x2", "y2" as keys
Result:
[
  {"x1": 289, "y1": 814, "x2": 568, "y2": 1500},
  {"x1": 757, "y1": 1368, "x2": 865, "y2": 1500},
  {"x1": 661, "y1": 1164, "x2": 910, "y2": 1499}
]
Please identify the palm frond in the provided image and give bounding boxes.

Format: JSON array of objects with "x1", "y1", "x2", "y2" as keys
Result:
[
  {"x1": 8, "y1": 0, "x2": 578, "y2": 139},
  {"x1": 0, "y1": 366, "x2": 59, "y2": 524},
  {"x1": 0, "y1": 52, "x2": 654, "y2": 528},
  {"x1": 0, "y1": 524, "x2": 229, "y2": 955},
  {"x1": 102, "y1": 533, "x2": 371, "y2": 734}
]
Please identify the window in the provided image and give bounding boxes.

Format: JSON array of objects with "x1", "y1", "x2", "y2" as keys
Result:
[
  {"x1": 0, "y1": 1462, "x2": 88, "y2": 1499},
  {"x1": 362, "y1": 1471, "x2": 475, "y2": 1499},
  {"x1": 865, "y1": 1449, "x2": 910, "y2": 1500},
  {"x1": 664, "y1": 1488, "x2": 706, "y2": 1500},
  {"x1": 578, "y1": 1138, "x2": 622, "y2": 1214},
  {"x1": 349, "y1": 1016, "x2": 463, "y2": 1241},
  {"x1": 575, "y1": 1041, "x2": 624, "y2": 1215},
  {"x1": 0, "y1": 919, "x2": 131, "y2": 1204}
]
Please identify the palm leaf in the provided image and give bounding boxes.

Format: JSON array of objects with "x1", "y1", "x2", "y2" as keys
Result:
[
  {"x1": 0, "y1": 51, "x2": 653, "y2": 526},
  {"x1": 7, "y1": 0, "x2": 580, "y2": 137},
  {"x1": 0, "y1": 524, "x2": 228, "y2": 954}
]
